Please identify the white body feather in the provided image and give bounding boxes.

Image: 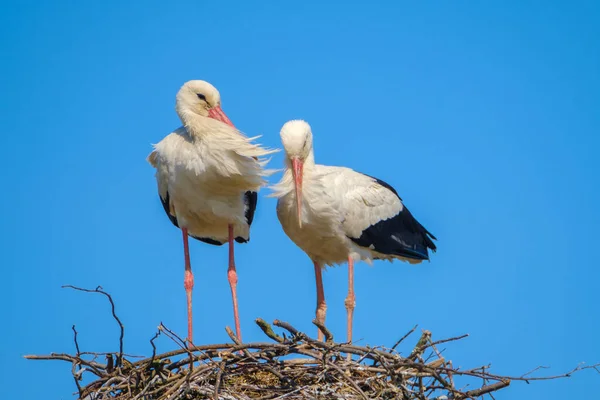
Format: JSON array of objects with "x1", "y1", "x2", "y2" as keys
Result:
[
  {"x1": 271, "y1": 120, "x2": 434, "y2": 268},
  {"x1": 272, "y1": 163, "x2": 418, "y2": 266},
  {"x1": 148, "y1": 117, "x2": 276, "y2": 243}
]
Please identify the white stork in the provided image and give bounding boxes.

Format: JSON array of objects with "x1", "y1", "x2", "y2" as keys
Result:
[
  {"x1": 147, "y1": 80, "x2": 276, "y2": 345},
  {"x1": 271, "y1": 120, "x2": 437, "y2": 343}
]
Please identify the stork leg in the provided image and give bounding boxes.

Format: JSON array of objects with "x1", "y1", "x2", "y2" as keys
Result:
[
  {"x1": 313, "y1": 261, "x2": 327, "y2": 341},
  {"x1": 345, "y1": 256, "x2": 356, "y2": 346},
  {"x1": 228, "y1": 224, "x2": 242, "y2": 341},
  {"x1": 182, "y1": 227, "x2": 194, "y2": 347}
]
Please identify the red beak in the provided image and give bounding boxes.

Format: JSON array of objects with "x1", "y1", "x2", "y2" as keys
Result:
[
  {"x1": 208, "y1": 105, "x2": 235, "y2": 127},
  {"x1": 291, "y1": 158, "x2": 304, "y2": 228}
]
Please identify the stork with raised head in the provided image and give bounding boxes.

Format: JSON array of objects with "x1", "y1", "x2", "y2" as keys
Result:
[
  {"x1": 147, "y1": 80, "x2": 276, "y2": 345},
  {"x1": 271, "y1": 120, "x2": 437, "y2": 343}
]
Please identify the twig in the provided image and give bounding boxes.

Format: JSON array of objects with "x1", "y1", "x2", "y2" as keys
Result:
[
  {"x1": 225, "y1": 325, "x2": 248, "y2": 357},
  {"x1": 62, "y1": 285, "x2": 124, "y2": 367},
  {"x1": 256, "y1": 318, "x2": 286, "y2": 343},
  {"x1": 106, "y1": 354, "x2": 114, "y2": 374},
  {"x1": 457, "y1": 380, "x2": 511, "y2": 398},
  {"x1": 409, "y1": 330, "x2": 432, "y2": 361},
  {"x1": 521, "y1": 365, "x2": 549, "y2": 378},
  {"x1": 391, "y1": 324, "x2": 418, "y2": 352},
  {"x1": 69, "y1": 326, "x2": 85, "y2": 399},
  {"x1": 71, "y1": 325, "x2": 81, "y2": 355},
  {"x1": 273, "y1": 319, "x2": 304, "y2": 340},
  {"x1": 71, "y1": 359, "x2": 83, "y2": 397},
  {"x1": 78, "y1": 351, "x2": 143, "y2": 358},
  {"x1": 158, "y1": 322, "x2": 189, "y2": 353},
  {"x1": 425, "y1": 334, "x2": 469, "y2": 350},
  {"x1": 213, "y1": 361, "x2": 225, "y2": 400},
  {"x1": 311, "y1": 319, "x2": 333, "y2": 343},
  {"x1": 146, "y1": 329, "x2": 161, "y2": 374}
]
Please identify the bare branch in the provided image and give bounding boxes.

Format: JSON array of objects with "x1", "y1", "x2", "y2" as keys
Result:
[
  {"x1": 158, "y1": 322, "x2": 188, "y2": 351},
  {"x1": 71, "y1": 325, "x2": 81, "y2": 355},
  {"x1": 273, "y1": 319, "x2": 303, "y2": 340},
  {"x1": 391, "y1": 324, "x2": 418, "y2": 352},
  {"x1": 147, "y1": 328, "x2": 161, "y2": 371},
  {"x1": 457, "y1": 380, "x2": 511, "y2": 398},
  {"x1": 255, "y1": 318, "x2": 286, "y2": 343},
  {"x1": 425, "y1": 333, "x2": 470, "y2": 349},
  {"x1": 311, "y1": 318, "x2": 333, "y2": 343},
  {"x1": 409, "y1": 330, "x2": 432, "y2": 360},
  {"x1": 213, "y1": 361, "x2": 225, "y2": 400},
  {"x1": 62, "y1": 285, "x2": 124, "y2": 366}
]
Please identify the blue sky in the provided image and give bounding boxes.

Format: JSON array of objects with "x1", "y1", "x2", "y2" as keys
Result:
[{"x1": 2, "y1": 0, "x2": 599, "y2": 398}]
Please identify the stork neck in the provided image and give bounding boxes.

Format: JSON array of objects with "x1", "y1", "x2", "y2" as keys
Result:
[
  {"x1": 304, "y1": 150, "x2": 315, "y2": 168},
  {"x1": 177, "y1": 109, "x2": 211, "y2": 138}
]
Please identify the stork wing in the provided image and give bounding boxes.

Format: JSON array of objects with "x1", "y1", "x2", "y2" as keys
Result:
[
  {"x1": 329, "y1": 168, "x2": 436, "y2": 260},
  {"x1": 328, "y1": 169, "x2": 403, "y2": 238}
]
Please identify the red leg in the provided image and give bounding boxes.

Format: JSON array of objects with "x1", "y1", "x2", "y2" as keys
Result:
[
  {"x1": 313, "y1": 261, "x2": 327, "y2": 341},
  {"x1": 228, "y1": 225, "x2": 242, "y2": 341},
  {"x1": 345, "y1": 256, "x2": 356, "y2": 345},
  {"x1": 182, "y1": 227, "x2": 194, "y2": 347}
]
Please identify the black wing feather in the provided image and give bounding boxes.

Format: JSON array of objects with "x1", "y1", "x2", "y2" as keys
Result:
[
  {"x1": 159, "y1": 191, "x2": 179, "y2": 228},
  {"x1": 348, "y1": 175, "x2": 437, "y2": 261},
  {"x1": 158, "y1": 191, "x2": 225, "y2": 246},
  {"x1": 235, "y1": 191, "x2": 258, "y2": 243}
]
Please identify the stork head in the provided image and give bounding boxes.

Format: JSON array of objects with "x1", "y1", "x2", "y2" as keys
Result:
[
  {"x1": 175, "y1": 80, "x2": 234, "y2": 127},
  {"x1": 280, "y1": 120, "x2": 313, "y2": 228}
]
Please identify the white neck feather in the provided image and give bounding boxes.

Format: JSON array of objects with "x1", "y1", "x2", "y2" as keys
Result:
[
  {"x1": 269, "y1": 150, "x2": 317, "y2": 198},
  {"x1": 178, "y1": 110, "x2": 221, "y2": 139}
]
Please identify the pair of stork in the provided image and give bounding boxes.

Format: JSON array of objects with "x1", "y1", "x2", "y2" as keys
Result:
[{"x1": 147, "y1": 80, "x2": 437, "y2": 345}]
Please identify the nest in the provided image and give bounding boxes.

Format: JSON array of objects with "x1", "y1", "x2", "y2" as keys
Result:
[
  {"x1": 28, "y1": 318, "x2": 513, "y2": 400},
  {"x1": 25, "y1": 286, "x2": 597, "y2": 400}
]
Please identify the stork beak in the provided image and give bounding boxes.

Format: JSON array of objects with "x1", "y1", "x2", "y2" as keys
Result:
[
  {"x1": 208, "y1": 105, "x2": 235, "y2": 127},
  {"x1": 291, "y1": 157, "x2": 304, "y2": 228}
]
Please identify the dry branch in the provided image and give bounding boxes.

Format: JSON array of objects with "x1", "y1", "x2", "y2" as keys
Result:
[{"x1": 62, "y1": 285, "x2": 125, "y2": 367}]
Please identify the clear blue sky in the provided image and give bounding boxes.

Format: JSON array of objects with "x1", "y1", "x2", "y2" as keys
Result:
[{"x1": 2, "y1": 1, "x2": 599, "y2": 398}]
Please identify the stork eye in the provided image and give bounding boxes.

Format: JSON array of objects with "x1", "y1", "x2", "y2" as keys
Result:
[{"x1": 196, "y1": 93, "x2": 207, "y2": 101}]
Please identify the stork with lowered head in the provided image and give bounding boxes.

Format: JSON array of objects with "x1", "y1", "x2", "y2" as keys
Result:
[{"x1": 271, "y1": 120, "x2": 437, "y2": 342}]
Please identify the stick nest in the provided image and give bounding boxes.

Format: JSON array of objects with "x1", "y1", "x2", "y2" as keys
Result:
[{"x1": 25, "y1": 286, "x2": 599, "y2": 400}]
